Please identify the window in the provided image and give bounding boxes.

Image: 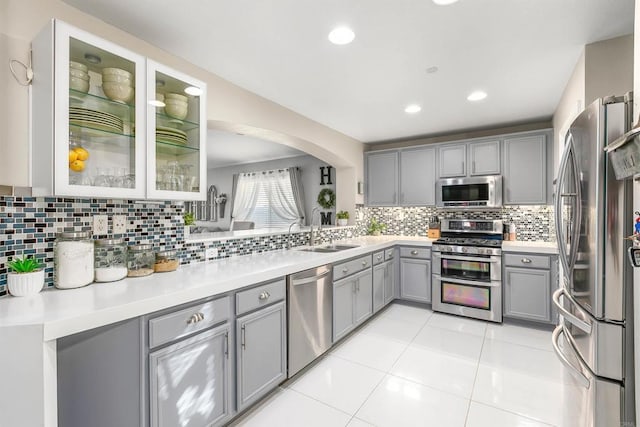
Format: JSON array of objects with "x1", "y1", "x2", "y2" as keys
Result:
[{"x1": 231, "y1": 168, "x2": 304, "y2": 229}]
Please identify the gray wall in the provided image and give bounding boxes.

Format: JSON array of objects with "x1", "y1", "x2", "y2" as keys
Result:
[{"x1": 207, "y1": 155, "x2": 336, "y2": 229}]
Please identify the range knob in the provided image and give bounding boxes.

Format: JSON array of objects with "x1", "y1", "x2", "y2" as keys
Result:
[
  {"x1": 446, "y1": 246, "x2": 453, "y2": 252},
  {"x1": 477, "y1": 248, "x2": 485, "y2": 254},
  {"x1": 462, "y1": 247, "x2": 468, "y2": 253}
]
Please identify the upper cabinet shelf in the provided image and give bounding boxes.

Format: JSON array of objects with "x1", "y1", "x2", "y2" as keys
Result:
[{"x1": 31, "y1": 20, "x2": 207, "y2": 201}]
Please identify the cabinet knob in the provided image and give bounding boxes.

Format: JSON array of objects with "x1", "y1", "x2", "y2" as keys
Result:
[
  {"x1": 259, "y1": 291, "x2": 270, "y2": 300},
  {"x1": 377, "y1": 255, "x2": 382, "y2": 260},
  {"x1": 521, "y1": 258, "x2": 532, "y2": 264},
  {"x1": 187, "y1": 312, "x2": 205, "y2": 324},
  {"x1": 343, "y1": 267, "x2": 349, "y2": 273},
  {"x1": 362, "y1": 261, "x2": 368, "y2": 266},
  {"x1": 411, "y1": 250, "x2": 419, "y2": 256}
]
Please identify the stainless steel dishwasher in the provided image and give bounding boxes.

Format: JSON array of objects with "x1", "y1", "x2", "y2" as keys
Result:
[{"x1": 287, "y1": 264, "x2": 333, "y2": 377}]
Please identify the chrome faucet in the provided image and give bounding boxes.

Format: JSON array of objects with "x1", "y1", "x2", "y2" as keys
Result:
[
  {"x1": 287, "y1": 220, "x2": 300, "y2": 249},
  {"x1": 309, "y1": 207, "x2": 322, "y2": 246}
]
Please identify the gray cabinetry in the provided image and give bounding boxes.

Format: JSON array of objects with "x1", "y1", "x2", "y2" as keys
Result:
[
  {"x1": 333, "y1": 264, "x2": 373, "y2": 342},
  {"x1": 149, "y1": 323, "x2": 231, "y2": 427},
  {"x1": 365, "y1": 151, "x2": 398, "y2": 206},
  {"x1": 236, "y1": 301, "x2": 287, "y2": 411},
  {"x1": 373, "y1": 262, "x2": 385, "y2": 313},
  {"x1": 469, "y1": 140, "x2": 500, "y2": 176},
  {"x1": 439, "y1": 144, "x2": 466, "y2": 178},
  {"x1": 384, "y1": 257, "x2": 395, "y2": 305},
  {"x1": 374, "y1": 249, "x2": 396, "y2": 312},
  {"x1": 354, "y1": 269, "x2": 373, "y2": 324},
  {"x1": 399, "y1": 146, "x2": 436, "y2": 205},
  {"x1": 503, "y1": 134, "x2": 547, "y2": 204},
  {"x1": 503, "y1": 252, "x2": 558, "y2": 324},
  {"x1": 399, "y1": 247, "x2": 432, "y2": 303}
]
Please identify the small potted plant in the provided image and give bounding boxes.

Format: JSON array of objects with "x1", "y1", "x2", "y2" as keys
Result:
[
  {"x1": 6, "y1": 256, "x2": 45, "y2": 297},
  {"x1": 336, "y1": 210, "x2": 349, "y2": 226},
  {"x1": 183, "y1": 212, "x2": 196, "y2": 238},
  {"x1": 368, "y1": 218, "x2": 387, "y2": 236}
]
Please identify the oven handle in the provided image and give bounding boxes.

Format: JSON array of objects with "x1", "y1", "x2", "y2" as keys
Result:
[
  {"x1": 551, "y1": 324, "x2": 590, "y2": 388},
  {"x1": 435, "y1": 276, "x2": 501, "y2": 287},
  {"x1": 552, "y1": 287, "x2": 592, "y2": 334},
  {"x1": 434, "y1": 254, "x2": 500, "y2": 263}
]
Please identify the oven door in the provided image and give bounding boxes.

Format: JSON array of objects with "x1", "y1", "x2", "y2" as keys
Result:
[
  {"x1": 432, "y1": 276, "x2": 502, "y2": 322},
  {"x1": 432, "y1": 252, "x2": 501, "y2": 282}
]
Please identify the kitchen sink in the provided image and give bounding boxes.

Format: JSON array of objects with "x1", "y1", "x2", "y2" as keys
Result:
[{"x1": 298, "y1": 244, "x2": 360, "y2": 253}]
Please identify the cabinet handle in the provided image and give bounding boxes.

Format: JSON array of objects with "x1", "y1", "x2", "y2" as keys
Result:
[
  {"x1": 411, "y1": 250, "x2": 419, "y2": 256},
  {"x1": 259, "y1": 291, "x2": 270, "y2": 300},
  {"x1": 224, "y1": 332, "x2": 229, "y2": 358},
  {"x1": 241, "y1": 325, "x2": 246, "y2": 349},
  {"x1": 187, "y1": 312, "x2": 204, "y2": 324},
  {"x1": 343, "y1": 267, "x2": 349, "y2": 273},
  {"x1": 362, "y1": 260, "x2": 368, "y2": 266},
  {"x1": 473, "y1": 160, "x2": 476, "y2": 173},
  {"x1": 461, "y1": 161, "x2": 464, "y2": 173},
  {"x1": 521, "y1": 258, "x2": 532, "y2": 264},
  {"x1": 377, "y1": 255, "x2": 382, "y2": 261}
]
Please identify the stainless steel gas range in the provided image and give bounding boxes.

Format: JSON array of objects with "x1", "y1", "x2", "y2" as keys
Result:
[{"x1": 432, "y1": 219, "x2": 503, "y2": 323}]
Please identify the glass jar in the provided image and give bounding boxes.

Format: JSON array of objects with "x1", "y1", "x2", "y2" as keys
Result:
[
  {"x1": 127, "y1": 244, "x2": 155, "y2": 277},
  {"x1": 154, "y1": 250, "x2": 179, "y2": 273},
  {"x1": 94, "y1": 238, "x2": 128, "y2": 282},
  {"x1": 54, "y1": 231, "x2": 94, "y2": 289}
]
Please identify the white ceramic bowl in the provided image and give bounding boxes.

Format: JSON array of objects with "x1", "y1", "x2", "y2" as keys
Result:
[
  {"x1": 164, "y1": 102, "x2": 188, "y2": 120},
  {"x1": 101, "y1": 67, "x2": 133, "y2": 79},
  {"x1": 164, "y1": 98, "x2": 188, "y2": 106},
  {"x1": 69, "y1": 68, "x2": 89, "y2": 80},
  {"x1": 7, "y1": 270, "x2": 45, "y2": 297},
  {"x1": 102, "y1": 74, "x2": 133, "y2": 86},
  {"x1": 70, "y1": 76, "x2": 90, "y2": 93},
  {"x1": 102, "y1": 82, "x2": 134, "y2": 103},
  {"x1": 165, "y1": 93, "x2": 188, "y2": 103},
  {"x1": 69, "y1": 61, "x2": 88, "y2": 72}
]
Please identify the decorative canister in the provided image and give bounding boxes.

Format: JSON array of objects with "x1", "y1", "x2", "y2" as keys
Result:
[
  {"x1": 94, "y1": 238, "x2": 128, "y2": 282},
  {"x1": 127, "y1": 244, "x2": 155, "y2": 277},
  {"x1": 154, "y1": 250, "x2": 180, "y2": 273},
  {"x1": 54, "y1": 231, "x2": 94, "y2": 289}
]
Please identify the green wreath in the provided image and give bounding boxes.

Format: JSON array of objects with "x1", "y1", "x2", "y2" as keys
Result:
[{"x1": 317, "y1": 188, "x2": 336, "y2": 209}]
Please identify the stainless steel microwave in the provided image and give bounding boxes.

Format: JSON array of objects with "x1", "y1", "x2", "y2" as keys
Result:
[{"x1": 435, "y1": 176, "x2": 502, "y2": 209}]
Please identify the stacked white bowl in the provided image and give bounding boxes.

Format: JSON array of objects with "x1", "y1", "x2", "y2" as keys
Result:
[
  {"x1": 101, "y1": 68, "x2": 134, "y2": 103},
  {"x1": 69, "y1": 61, "x2": 90, "y2": 93},
  {"x1": 164, "y1": 93, "x2": 189, "y2": 120}
]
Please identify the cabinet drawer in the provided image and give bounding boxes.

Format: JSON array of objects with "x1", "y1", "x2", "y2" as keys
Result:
[
  {"x1": 399, "y1": 247, "x2": 431, "y2": 259},
  {"x1": 385, "y1": 248, "x2": 395, "y2": 261},
  {"x1": 334, "y1": 254, "x2": 372, "y2": 280},
  {"x1": 373, "y1": 251, "x2": 385, "y2": 265},
  {"x1": 504, "y1": 253, "x2": 550, "y2": 269},
  {"x1": 149, "y1": 296, "x2": 230, "y2": 348},
  {"x1": 236, "y1": 279, "x2": 286, "y2": 316}
]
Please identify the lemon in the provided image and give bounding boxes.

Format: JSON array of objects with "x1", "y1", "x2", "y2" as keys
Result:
[
  {"x1": 73, "y1": 147, "x2": 89, "y2": 161},
  {"x1": 68, "y1": 150, "x2": 78, "y2": 163},
  {"x1": 69, "y1": 159, "x2": 85, "y2": 172}
]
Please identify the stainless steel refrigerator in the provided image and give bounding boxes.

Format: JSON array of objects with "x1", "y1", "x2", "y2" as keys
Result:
[{"x1": 552, "y1": 95, "x2": 635, "y2": 427}]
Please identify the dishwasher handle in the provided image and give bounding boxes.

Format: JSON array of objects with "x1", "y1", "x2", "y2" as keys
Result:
[{"x1": 290, "y1": 269, "x2": 331, "y2": 286}]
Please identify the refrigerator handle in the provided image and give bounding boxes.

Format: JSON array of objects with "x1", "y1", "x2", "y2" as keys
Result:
[
  {"x1": 552, "y1": 287, "x2": 592, "y2": 334},
  {"x1": 567, "y1": 138, "x2": 582, "y2": 271},
  {"x1": 555, "y1": 133, "x2": 573, "y2": 276},
  {"x1": 551, "y1": 324, "x2": 590, "y2": 389}
]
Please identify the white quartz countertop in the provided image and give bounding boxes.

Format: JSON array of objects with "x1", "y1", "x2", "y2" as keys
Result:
[
  {"x1": 0, "y1": 236, "x2": 434, "y2": 340},
  {"x1": 502, "y1": 240, "x2": 558, "y2": 254}
]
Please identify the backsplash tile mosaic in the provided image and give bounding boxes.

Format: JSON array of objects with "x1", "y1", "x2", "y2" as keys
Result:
[{"x1": 354, "y1": 205, "x2": 554, "y2": 242}]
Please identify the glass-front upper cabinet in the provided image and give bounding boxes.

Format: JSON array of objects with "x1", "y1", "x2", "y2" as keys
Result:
[
  {"x1": 146, "y1": 60, "x2": 207, "y2": 201},
  {"x1": 32, "y1": 20, "x2": 146, "y2": 198}
]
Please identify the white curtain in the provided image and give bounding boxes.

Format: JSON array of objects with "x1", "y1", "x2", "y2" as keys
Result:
[
  {"x1": 231, "y1": 173, "x2": 261, "y2": 221},
  {"x1": 267, "y1": 169, "x2": 300, "y2": 224}
]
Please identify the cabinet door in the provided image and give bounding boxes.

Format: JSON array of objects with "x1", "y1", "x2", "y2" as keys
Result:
[
  {"x1": 365, "y1": 151, "x2": 398, "y2": 206},
  {"x1": 400, "y1": 258, "x2": 432, "y2": 303},
  {"x1": 384, "y1": 261, "x2": 395, "y2": 305},
  {"x1": 469, "y1": 140, "x2": 500, "y2": 176},
  {"x1": 503, "y1": 134, "x2": 547, "y2": 204},
  {"x1": 333, "y1": 277, "x2": 355, "y2": 342},
  {"x1": 373, "y1": 264, "x2": 385, "y2": 313},
  {"x1": 149, "y1": 323, "x2": 231, "y2": 427},
  {"x1": 237, "y1": 301, "x2": 287, "y2": 411},
  {"x1": 504, "y1": 267, "x2": 551, "y2": 323},
  {"x1": 438, "y1": 144, "x2": 466, "y2": 178},
  {"x1": 399, "y1": 147, "x2": 436, "y2": 206},
  {"x1": 355, "y1": 270, "x2": 373, "y2": 324},
  {"x1": 32, "y1": 20, "x2": 146, "y2": 198},
  {"x1": 147, "y1": 60, "x2": 207, "y2": 201}
]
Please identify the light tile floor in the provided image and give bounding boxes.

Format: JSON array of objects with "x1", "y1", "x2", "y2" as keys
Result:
[{"x1": 234, "y1": 303, "x2": 582, "y2": 427}]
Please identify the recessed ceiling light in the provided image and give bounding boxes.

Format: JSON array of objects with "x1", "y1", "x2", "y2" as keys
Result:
[
  {"x1": 426, "y1": 66, "x2": 439, "y2": 74},
  {"x1": 184, "y1": 86, "x2": 203, "y2": 96},
  {"x1": 432, "y1": 0, "x2": 459, "y2": 5},
  {"x1": 84, "y1": 53, "x2": 101, "y2": 64},
  {"x1": 467, "y1": 91, "x2": 487, "y2": 101},
  {"x1": 404, "y1": 104, "x2": 422, "y2": 114},
  {"x1": 149, "y1": 100, "x2": 165, "y2": 107},
  {"x1": 328, "y1": 26, "x2": 355, "y2": 45}
]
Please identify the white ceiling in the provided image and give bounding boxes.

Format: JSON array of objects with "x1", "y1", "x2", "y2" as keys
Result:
[
  {"x1": 207, "y1": 130, "x2": 305, "y2": 169},
  {"x1": 64, "y1": 0, "x2": 634, "y2": 143}
]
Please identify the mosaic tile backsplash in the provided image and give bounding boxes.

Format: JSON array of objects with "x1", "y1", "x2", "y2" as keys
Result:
[{"x1": 0, "y1": 194, "x2": 552, "y2": 297}]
